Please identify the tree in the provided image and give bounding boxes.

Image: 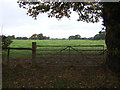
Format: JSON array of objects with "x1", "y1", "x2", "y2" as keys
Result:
[
  {"x1": 22, "y1": 37, "x2": 28, "y2": 40},
  {"x1": 29, "y1": 33, "x2": 50, "y2": 40},
  {"x1": 93, "y1": 31, "x2": 106, "y2": 40},
  {"x1": 102, "y1": 2, "x2": 120, "y2": 72},
  {"x1": 37, "y1": 33, "x2": 44, "y2": 40},
  {"x1": 75, "y1": 34, "x2": 81, "y2": 39},
  {"x1": 16, "y1": 37, "x2": 22, "y2": 40},
  {"x1": 69, "y1": 35, "x2": 75, "y2": 40},
  {"x1": 29, "y1": 34, "x2": 38, "y2": 40},
  {"x1": 17, "y1": 1, "x2": 120, "y2": 72},
  {"x1": 2, "y1": 35, "x2": 13, "y2": 48},
  {"x1": 69, "y1": 34, "x2": 81, "y2": 40},
  {"x1": 8, "y1": 35, "x2": 15, "y2": 40},
  {"x1": 16, "y1": 37, "x2": 28, "y2": 40},
  {"x1": 18, "y1": 2, "x2": 102, "y2": 22}
]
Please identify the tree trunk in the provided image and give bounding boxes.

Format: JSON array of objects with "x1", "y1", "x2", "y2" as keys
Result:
[{"x1": 102, "y1": 2, "x2": 120, "y2": 73}]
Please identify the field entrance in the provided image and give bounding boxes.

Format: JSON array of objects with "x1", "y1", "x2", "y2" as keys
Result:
[{"x1": 36, "y1": 44, "x2": 105, "y2": 67}]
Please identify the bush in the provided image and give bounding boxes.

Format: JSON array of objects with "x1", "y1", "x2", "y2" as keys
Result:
[{"x1": 2, "y1": 35, "x2": 13, "y2": 48}]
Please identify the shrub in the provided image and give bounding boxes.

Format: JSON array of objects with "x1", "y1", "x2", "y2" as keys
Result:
[{"x1": 2, "y1": 35, "x2": 13, "y2": 48}]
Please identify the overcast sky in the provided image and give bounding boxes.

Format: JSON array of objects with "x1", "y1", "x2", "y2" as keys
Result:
[{"x1": 0, "y1": 0, "x2": 103, "y2": 39}]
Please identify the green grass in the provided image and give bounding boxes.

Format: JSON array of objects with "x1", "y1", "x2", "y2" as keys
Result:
[
  {"x1": 10, "y1": 40, "x2": 105, "y2": 48},
  {"x1": 9, "y1": 40, "x2": 106, "y2": 52},
  {"x1": 2, "y1": 40, "x2": 106, "y2": 62}
]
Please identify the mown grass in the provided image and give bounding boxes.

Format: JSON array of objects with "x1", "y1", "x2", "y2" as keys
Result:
[
  {"x1": 2, "y1": 40, "x2": 105, "y2": 63},
  {"x1": 10, "y1": 40, "x2": 105, "y2": 48}
]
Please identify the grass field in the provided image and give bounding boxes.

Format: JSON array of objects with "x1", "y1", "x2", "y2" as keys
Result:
[
  {"x1": 3, "y1": 40, "x2": 106, "y2": 64},
  {"x1": 2, "y1": 40, "x2": 120, "y2": 88},
  {"x1": 10, "y1": 40, "x2": 105, "y2": 48}
]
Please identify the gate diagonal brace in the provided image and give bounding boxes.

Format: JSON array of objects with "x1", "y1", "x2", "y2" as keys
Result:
[
  {"x1": 38, "y1": 46, "x2": 69, "y2": 59},
  {"x1": 55, "y1": 46, "x2": 89, "y2": 59},
  {"x1": 56, "y1": 46, "x2": 69, "y2": 54},
  {"x1": 70, "y1": 46, "x2": 90, "y2": 59}
]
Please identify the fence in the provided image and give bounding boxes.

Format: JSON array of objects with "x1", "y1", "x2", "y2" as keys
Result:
[
  {"x1": 36, "y1": 44, "x2": 105, "y2": 55},
  {"x1": 36, "y1": 43, "x2": 105, "y2": 66},
  {"x1": 2, "y1": 42, "x2": 105, "y2": 65},
  {"x1": 2, "y1": 42, "x2": 36, "y2": 65}
]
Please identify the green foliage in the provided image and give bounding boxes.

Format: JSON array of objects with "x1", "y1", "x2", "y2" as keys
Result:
[
  {"x1": 93, "y1": 31, "x2": 106, "y2": 40},
  {"x1": 29, "y1": 34, "x2": 38, "y2": 40},
  {"x1": 37, "y1": 33, "x2": 44, "y2": 40},
  {"x1": 29, "y1": 33, "x2": 50, "y2": 40},
  {"x1": 2, "y1": 35, "x2": 13, "y2": 48},
  {"x1": 16, "y1": 37, "x2": 28, "y2": 40},
  {"x1": 7, "y1": 35, "x2": 15, "y2": 40},
  {"x1": 17, "y1": 1, "x2": 102, "y2": 23},
  {"x1": 68, "y1": 34, "x2": 81, "y2": 40}
]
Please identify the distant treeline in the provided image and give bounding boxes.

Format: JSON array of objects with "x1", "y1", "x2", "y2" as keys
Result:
[
  {"x1": 1, "y1": 31, "x2": 106, "y2": 40},
  {"x1": 2, "y1": 33, "x2": 50, "y2": 40},
  {"x1": 92, "y1": 31, "x2": 106, "y2": 40},
  {"x1": 68, "y1": 31, "x2": 105, "y2": 40},
  {"x1": 29, "y1": 33, "x2": 50, "y2": 40},
  {"x1": 52, "y1": 31, "x2": 105, "y2": 40}
]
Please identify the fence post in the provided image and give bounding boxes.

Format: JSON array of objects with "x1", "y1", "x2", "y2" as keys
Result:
[
  {"x1": 101, "y1": 45, "x2": 104, "y2": 55},
  {"x1": 7, "y1": 48, "x2": 10, "y2": 65},
  {"x1": 68, "y1": 46, "x2": 70, "y2": 56},
  {"x1": 32, "y1": 42, "x2": 36, "y2": 64}
]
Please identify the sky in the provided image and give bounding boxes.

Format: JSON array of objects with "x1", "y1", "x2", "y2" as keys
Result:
[{"x1": 0, "y1": 0, "x2": 103, "y2": 39}]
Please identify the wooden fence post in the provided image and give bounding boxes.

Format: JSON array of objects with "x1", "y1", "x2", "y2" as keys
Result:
[
  {"x1": 103, "y1": 45, "x2": 105, "y2": 55},
  {"x1": 32, "y1": 42, "x2": 36, "y2": 64},
  {"x1": 7, "y1": 48, "x2": 10, "y2": 65}
]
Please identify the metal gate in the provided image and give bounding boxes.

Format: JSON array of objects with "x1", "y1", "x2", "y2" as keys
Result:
[{"x1": 36, "y1": 45, "x2": 105, "y2": 66}]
